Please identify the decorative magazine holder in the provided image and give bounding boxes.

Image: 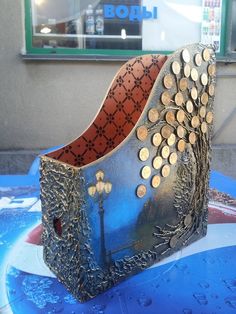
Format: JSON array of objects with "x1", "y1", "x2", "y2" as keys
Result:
[{"x1": 40, "y1": 44, "x2": 216, "y2": 302}]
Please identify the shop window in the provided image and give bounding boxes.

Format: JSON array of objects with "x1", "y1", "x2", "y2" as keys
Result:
[
  {"x1": 24, "y1": 0, "x2": 227, "y2": 60},
  {"x1": 228, "y1": 0, "x2": 236, "y2": 54}
]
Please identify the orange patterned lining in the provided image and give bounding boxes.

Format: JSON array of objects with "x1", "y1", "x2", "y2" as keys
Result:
[{"x1": 47, "y1": 54, "x2": 167, "y2": 167}]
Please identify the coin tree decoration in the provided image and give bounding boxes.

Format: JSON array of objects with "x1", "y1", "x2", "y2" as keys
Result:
[{"x1": 135, "y1": 45, "x2": 216, "y2": 252}]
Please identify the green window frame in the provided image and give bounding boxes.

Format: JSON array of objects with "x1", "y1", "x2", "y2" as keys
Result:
[{"x1": 23, "y1": 0, "x2": 233, "y2": 61}]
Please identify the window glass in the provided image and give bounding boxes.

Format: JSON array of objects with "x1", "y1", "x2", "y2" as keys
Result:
[
  {"x1": 31, "y1": 0, "x2": 142, "y2": 50},
  {"x1": 230, "y1": 0, "x2": 236, "y2": 52},
  {"x1": 200, "y1": 0, "x2": 222, "y2": 52},
  {"x1": 28, "y1": 0, "x2": 223, "y2": 55}
]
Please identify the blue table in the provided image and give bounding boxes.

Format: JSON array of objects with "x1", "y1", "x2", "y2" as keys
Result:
[{"x1": 0, "y1": 154, "x2": 236, "y2": 314}]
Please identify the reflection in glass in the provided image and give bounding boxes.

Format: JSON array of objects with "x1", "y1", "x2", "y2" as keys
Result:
[
  {"x1": 231, "y1": 0, "x2": 236, "y2": 52},
  {"x1": 31, "y1": 0, "x2": 142, "y2": 50}
]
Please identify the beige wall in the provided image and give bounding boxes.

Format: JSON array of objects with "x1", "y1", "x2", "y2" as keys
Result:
[{"x1": 0, "y1": 0, "x2": 236, "y2": 151}]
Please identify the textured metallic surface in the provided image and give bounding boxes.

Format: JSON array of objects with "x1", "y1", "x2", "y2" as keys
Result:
[
  {"x1": 189, "y1": 132, "x2": 197, "y2": 145},
  {"x1": 184, "y1": 64, "x2": 191, "y2": 78},
  {"x1": 161, "y1": 91, "x2": 172, "y2": 106},
  {"x1": 191, "y1": 68, "x2": 199, "y2": 81},
  {"x1": 179, "y1": 78, "x2": 188, "y2": 91},
  {"x1": 153, "y1": 156, "x2": 163, "y2": 170},
  {"x1": 169, "y1": 152, "x2": 178, "y2": 165},
  {"x1": 167, "y1": 133, "x2": 176, "y2": 146},
  {"x1": 141, "y1": 165, "x2": 151, "y2": 179},
  {"x1": 136, "y1": 126, "x2": 148, "y2": 141},
  {"x1": 161, "y1": 164, "x2": 170, "y2": 177},
  {"x1": 194, "y1": 53, "x2": 202, "y2": 67},
  {"x1": 208, "y1": 64, "x2": 216, "y2": 77},
  {"x1": 41, "y1": 44, "x2": 216, "y2": 302},
  {"x1": 203, "y1": 48, "x2": 211, "y2": 61},
  {"x1": 175, "y1": 92, "x2": 184, "y2": 106},
  {"x1": 191, "y1": 87, "x2": 198, "y2": 100},
  {"x1": 201, "y1": 122, "x2": 208, "y2": 133},
  {"x1": 186, "y1": 100, "x2": 194, "y2": 113},
  {"x1": 177, "y1": 125, "x2": 185, "y2": 138},
  {"x1": 172, "y1": 61, "x2": 181, "y2": 75},
  {"x1": 152, "y1": 133, "x2": 162, "y2": 147},
  {"x1": 40, "y1": 157, "x2": 103, "y2": 302},
  {"x1": 176, "y1": 110, "x2": 185, "y2": 123},
  {"x1": 161, "y1": 125, "x2": 172, "y2": 139},
  {"x1": 166, "y1": 111, "x2": 176, "y2": 125},
  {"x1": 136, "y1": 184, "x2": 147, "y2": 198},
  {"x1": 148, "y1": 108, "x2": 159, "y2": 123},
  {"x1": 182, "y1": 49, "x2": 191, "y2": 63},
  {"x1": 206, "y1": 111, "x2": 213, "y2": 124},
  {"x1": 201, "y1": 92, "x2": 209, "y2": 105},
  {"x1": 151, "y1": 175, "x2": 161, "y2": 188},
  {"x1": 200, "y1": 106, "x2": 207, "y2": 118},
  {"x1": 163, "y1": 74, "x2": 174, "y2": 89},
  {"x1": 208, "y1": 84, "x2": 215, "y2": 96},
  {"x1": 191, "y1": 116, "x2": 200, "y2": 128},
  {"x1": 138, "y1": 147, "x2": 150, "y2": 161},
  {"x1": 201, "y1": 73, "x2": 208, "y2": 86},
  {"x1": 177, "y1": 139, "x2": 186, "y2": 152},
  {"x1": 161, "y1": 145, "x2": 170, "y2": 159}
]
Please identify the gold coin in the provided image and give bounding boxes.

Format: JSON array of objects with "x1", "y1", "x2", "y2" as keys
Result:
[
  {"x1": 138, "y1": 147, "x2": 150, "y2": 161},
  {"x1": 191, "y1": 68, "x2": 199, "y2": 81},
  {"x1": 206, "y1": 111, "x2": 213, "y2": 124},
  {"x1": 189, "y1": 132, "x2": 197, "y2": 144},
  {"x1": 208, "y1": 64, "x2": 216, "y2": 77},
  {"x1": 184, "y1": 214, "x2": 192, "y2": 226},
  {"x1": 182, "y1": 49, "x2": 191, "y2": 63},
  {"x1": 161, "y1": 125, "x2": 172, "y2": 139},
  {"x1": 179, "y1": 78, "x2": 188, "y2": 91},
  {"x1": 136, "y1": 184, "x2": 147, "y2": 198},
  {"x1": 200, "y1": 73, "x2": 208, "y2": 86},
  {"x1": 191, "y1": 87, "x2": 198, "y2": 100},
  {"x1": 161, "y1": 145, "x2": 170, "y2": 159},
  {"x1": 165, "y1": 111, "x2": 175, "y2": 125},
  {"x1": 151, "y1": 175, "x2": 161, "y2": 188},
  {"x1": 175, "y1": 92, "x2": 184, "y2": 106},
  {"x1": 161, "y1": 164, "x2": 170, "y2": 177},
  {"x1": 184, "y1": 64, "x2": 191, "y2": 78},
  {"x1": 201, "y1": 92, "x2": 209, "y2": 105},
  {"x1": 141, "y1": 166, "x2": 151, "y2": 179},
  {"x1": 148, "y1": 108, "x2": 159, "y2": 123},
  {"x1": 152, "y1": 133, "x2": 162, "y2": 147},
  {"x1": 194, "y1": 53, "x2": 202, "y2": 67},
  {"x1": 153, "y1": 156, "x2": 163, "y2": 170},
  {"x1": 163, "y1": 74, "x2": 173, "y2": 89},
  {"x1": 176, "y1": 109, "x2": 185, "y2": 123},
  {"x1": 161, "y1": 91, "x2": 171, "y2": 106},
  {"x1": 203, "y1": 48, "x2": 211, "y2": 61},
  {"x1": 136, "y1": 125, "x2": 148, "y2": 141},
  {"x1": 172, "y1": 61, "x2": 181, "y2": 75},
  {"x1": 177, "y1": 139, "x2": 186, "y2": 152},
  {"x1": 177, "y1": 125, "x2": 185, "y2": 138},
  {"x1": 199, "y1": 106, "x2": 206, "y2": 118},
  {"x1": 208, "y1": 84, "x2": 215, "y2": 96},
  {"x1": 169, "y1": 235, "x2": 178, "y2": 248},
  {"x1": 167, "y1": 133, "x2": 176, "y2": 146},
  {"x1": 191, "y1": 116, "x2": 200, "y2": 128},
  {"x1": 169, "y1": 152, "x2": 178, "y2": 165},
  {"x1": 186, "y1": 100, "x2": 194, "y2": 113},
  {"x1": 201, "y1": 121, "x2": 208, "y2": 133}
]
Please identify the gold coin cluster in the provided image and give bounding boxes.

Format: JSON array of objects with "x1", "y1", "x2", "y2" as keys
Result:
[{"x1": 135, "y1": 46, "x2": 215, "y2": 198}]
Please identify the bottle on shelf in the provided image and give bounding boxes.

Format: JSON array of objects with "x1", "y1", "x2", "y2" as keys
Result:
[
  {"x1": 95, "y1": 6, "x2": 104, "y2": 35},
  {"x1": 85, "y1": 4, "x2": 95, "y2": 35}
]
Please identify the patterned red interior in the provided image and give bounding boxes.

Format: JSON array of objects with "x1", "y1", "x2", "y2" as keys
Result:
[{"x1": 46, "y1": 54, "x2": 167, "y2": 167}]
